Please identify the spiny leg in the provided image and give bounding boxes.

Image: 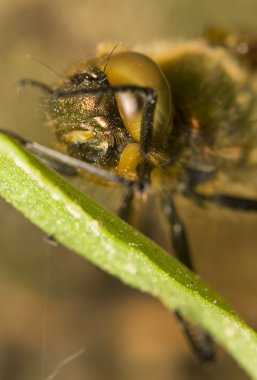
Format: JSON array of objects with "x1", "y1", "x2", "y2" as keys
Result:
[
  {"x1": 118, "y1": 185, "x2": 135, "y2": 221},
  {"x1": 174, "y1": 310, "x2": 215, "y2": 362},
  {"x1": 183, "y1": 167, "x2": 257, "y2": 212},
  {"x1": 38, "y1": 157, "x2": 78, "y2": 176},
  {"x1": 193, "y1": 192, "x2": 257, "y2": 211},
  {"x1": 162, "y1": 195, "x2": 193, "y2": 270},
  {"x1": 118, "y1": 161, "x2": 150, "y2": 221},
  {"x1": 17, "y1": 79, "x2": 53, "y2": 94},
  {"x1": 162, "y1": 193, "x2": 215, "y2": 362},
  {"x1": 0, "y1": 129, "x2": 134, "y2": 187}
]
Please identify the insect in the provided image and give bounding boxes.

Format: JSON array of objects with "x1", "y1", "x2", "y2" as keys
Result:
[{"x1": 3, "y1": 31, "x2": 257, "y2": 362}]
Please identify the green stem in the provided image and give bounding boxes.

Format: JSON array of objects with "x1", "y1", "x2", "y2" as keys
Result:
[{"x1": 0, "y1": 132, "x2": 257, "y2": 379}]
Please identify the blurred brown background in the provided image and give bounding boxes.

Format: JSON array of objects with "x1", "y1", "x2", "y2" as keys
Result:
[{"x1": 0, "y1": 1, "x2": 257, "y2": 379}]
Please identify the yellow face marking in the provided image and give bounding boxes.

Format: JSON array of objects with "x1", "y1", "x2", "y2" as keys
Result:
[
  {"x1": 64, "y1": 130, "x2": 94, "y2": 144},
  {"x1": 116, "y1": 143, "x2": 143, "y2": 178}
]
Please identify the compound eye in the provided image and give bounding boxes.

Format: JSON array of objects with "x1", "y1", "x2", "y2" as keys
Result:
[{"x1": 104, "y1": 51, "x2": 173, "y2": 143}]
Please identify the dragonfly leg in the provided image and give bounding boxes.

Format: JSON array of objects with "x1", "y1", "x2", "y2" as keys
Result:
[{"x1": 162, "y1": 193, "x2": 215, "y2": 362}]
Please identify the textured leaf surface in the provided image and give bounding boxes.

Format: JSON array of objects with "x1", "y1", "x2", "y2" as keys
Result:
[{"x1": 0, "y1": 132, "x2": 257, "y2": 379}]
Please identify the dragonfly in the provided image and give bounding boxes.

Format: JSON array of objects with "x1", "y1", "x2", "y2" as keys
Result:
[{"x1": 2, "y1": 29, "x2": 257, "y2": 362}]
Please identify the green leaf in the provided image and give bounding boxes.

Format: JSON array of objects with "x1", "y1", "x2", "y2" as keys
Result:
[{"x1": 0, "y1": 132, "x2": 257, "y2": 379}]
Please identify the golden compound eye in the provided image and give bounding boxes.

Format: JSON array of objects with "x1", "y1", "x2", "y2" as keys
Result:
[{"x1": 104, "y1": 51, "x2": 173, "y2": 144}]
